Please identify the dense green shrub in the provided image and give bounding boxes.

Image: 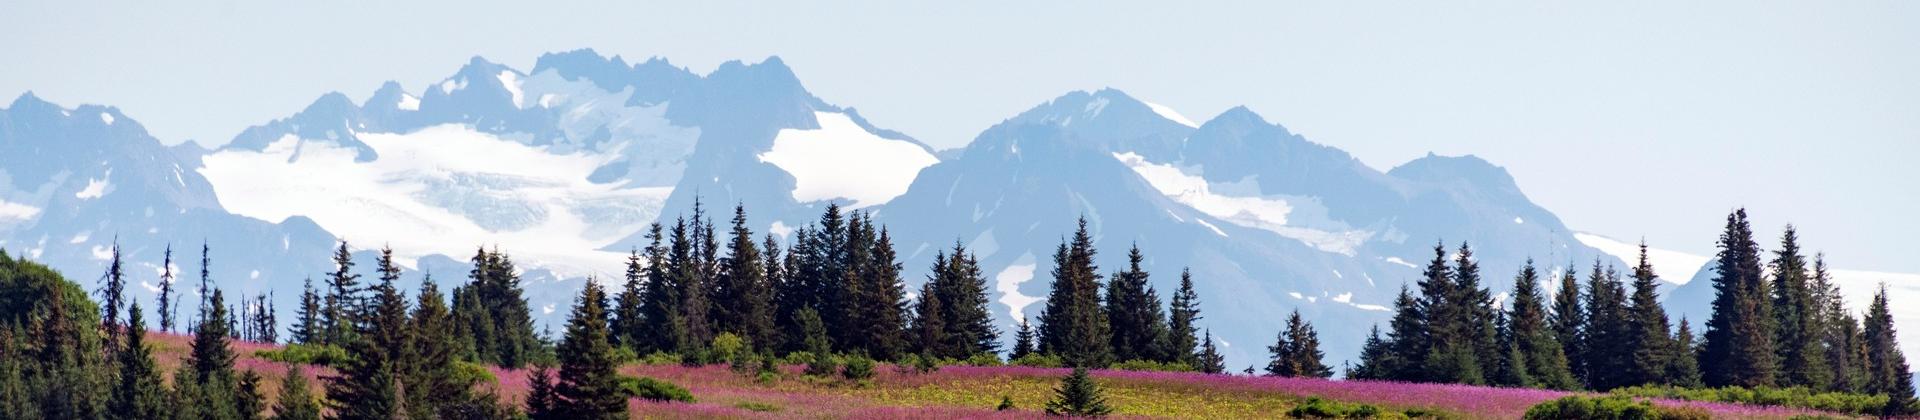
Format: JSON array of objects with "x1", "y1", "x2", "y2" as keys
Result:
[
  {"x1": 1284, "y1": 397, "x2": 1434, "y2": 419},
  {"x1": 965, "y1": 353, "x2": 1004, "y2": 367},
  {"x1": 1011, "y1": 353, "x2": 1064, "y2": 368},
  {"x1": 616, "y1": 375, "x2": 695, "y2": 403},
  {"x1": 1610, "y1": 385, "x2": 1888, "y2": 416},
  {"x1": 842, "y1": 354, "x2": 876, "y2": 380},
  {"x1": 254, "y1": 343, "x2": 352, "y2": 367},
  {"x1": 1524, "y1": 396, "x2": 1709, "y2": 420},
  {"x1": 1111, "y1": 359, "x2": 1195, "y2": 372}
]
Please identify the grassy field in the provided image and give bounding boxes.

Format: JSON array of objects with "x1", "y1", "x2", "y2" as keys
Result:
[{"x1": 148, "y1": 332, "x2": 1846, "y2": 419}]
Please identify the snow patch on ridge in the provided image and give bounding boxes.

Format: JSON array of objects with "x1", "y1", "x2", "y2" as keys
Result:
[
  {"x1": 75, "y1": 171, "x2": 111, "y2": 199},
  {"x1": 759, "y1": 112, "x2": 937, "y2": 209},
  {"x1": 1574, "y1": 232, "x2": 1709, "y2": 284},
  {"x1": 200, "y1": 125, "x2": 669, "y2": 277},
  {"x1": 1142, "y1": 100, "x2": 1198, "y2": 128},
  {"x1": 1113, "y1": 152, "x2": 1368, "y2": 255},
  {"x1": 995, "y1": 253, "x2": 1042, "y2": 322}
]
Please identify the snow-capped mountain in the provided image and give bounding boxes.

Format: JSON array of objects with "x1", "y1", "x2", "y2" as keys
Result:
[{"x1": 4, "y1": 50, "x2": 1749, "y2": 368}]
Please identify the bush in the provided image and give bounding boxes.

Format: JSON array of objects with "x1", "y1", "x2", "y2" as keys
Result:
[
  {"x1": 640, "y1": 351, "x2": 682, "y2": 366},
  {"x1": 255, "y1": 343, "x2": 352, "y2": 367},
  {"x1": 805, "y1": 351, "x2": 839, "y2": 377},
  {"x1": 1610, "y1": 385, "x2": 1888, "y2": 416},
  {"x1": 1011, "y1": 353, "x2": 1064, "y2": 368},
  {"x1": 1285, "y1": 397, "x2": 1424, "y2": 419},
  {"x1": 780, "y1": 351, "x2": 816, "y2": 366},
  {"x1": 735, "y1": 401, "x2": 781, "y2": 412},
  {"x1": 710, "y1": 333, "x2": 748, "y2": 362},
  {"x1": 1524, "y1": 396, "x2": 1709, "y2": 420},
  {"x1": 1111, "y1": 359, "x2": 1195, "y2": 372},
  {"x1": 609, "y1": 346, "x2": 638, "y2": 365},
  {"x1": 452, "y1": 361, "x2": 496, "y2": 385},
  {"x1": 616, "y1": 375, "x2": 695, "y2": 403},
  {"x1": 965, "y1": 353, "x2": 1004, "y2": 367},
  {"x1": 842, "y1": 354, "x2": 876, "y2": 381}
]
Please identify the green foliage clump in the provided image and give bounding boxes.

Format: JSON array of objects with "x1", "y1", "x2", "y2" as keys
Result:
[
  {"x1": 1012, "y1": 353, "x2": 1064, "y2": 368},
  {"x1": 965, "y1": 353, "x2": 1004, "y2": 367},
  {"x1": 1523, "y1": 396, "x2": 1710, "y2": 420},
  {"x1": 1044, "y1": 367, "x2": 1113, "y2": 417},
  {"x1": 616, "y1": 375, "x2": 695, "y2": 403},
  {"x1": 997, "y1": 395, "x2": 1016, "y2": 411},
  {"x1": 1110, "y1": 359, "x2": 1195, "y2": 372},
  {"x1": 805, "y1": 351, "x2": 839, "y2": 377},
  {"x1": 735, "y1": 401, "x2": 781, "y2": 412},
  {"x1": 1286, "y1": 397, "x2": 1400, "y2": 419},
  {"x1": 1610, "y1": 384, "x2": 1888, "y2": 416},
  {"x1": 842, "y1": 354, "x2": 876, "y2": 381},
  {"x1": 255, "y1": 343, "x2": 353, "y2": 367}
]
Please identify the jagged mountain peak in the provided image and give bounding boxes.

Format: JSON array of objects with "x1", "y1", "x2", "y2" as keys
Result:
[{"x1": 1389, "y1": 153, "x2": 1521, "y2": 193}]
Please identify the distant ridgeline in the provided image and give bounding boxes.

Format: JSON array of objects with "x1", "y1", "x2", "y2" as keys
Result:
[{"x1": 0, "y1": 201, "x2": 1912, "y2": 417}]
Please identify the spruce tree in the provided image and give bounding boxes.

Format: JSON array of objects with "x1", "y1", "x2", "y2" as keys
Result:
[
  {"x1": 407, "y1": 274, "x2": 473, "y2": 418},
  {"x1": 911, "y1": 278, "x2": 947, "y2": 357},
  {"x1": 713, "y1": 204, "x2": 774, "y2": 350},
  {"x1": 291, "y1": 277, "x2": 322, "y2": 345},
  {"x1": 1415, "y1": 242, "x2": 1483, "y2": 384},
  {"x1": 850, "y1": 225, "x2": 909, "y2": 360},
  {"x1": 1625, "y1": 243, "x2": 1677, "y2": 387},
  {"x1": 1036, "y1": 218, "x2": 1111, "y2": 368},
  {"x1": 272, "y1": 364, "x2": 321, "y2": 420},
  {"x1": 100, "y1": 242, "x2": 127, "y2": 358},
  {"x1": 1812, "y1": 255, "x2": 1865, "y2": 392},
  {"x1": 322, "y1": 241, "x2": 361, "y2": 346},
  {"x1": 1549, "y1": 265, "x2": 1586, "y2": 384},
  {"x1": 1700, "y1": 208, "x2": 1777, "y2": 388},
  {"x1": 108, "y1": 302, "x2": 168, "y2": 420},
  {"x1": 636, "y1": 224, "x2": 683, "y2": 355},
  {"x1": 1451, "y1": 244, "x2": 1503, "y2": 380},
  {"x1": 1197, "y1": 329, "x2": 1227, "y2": 375},
  {"x1": 188, "y1": 288, "x2": 241, "y2": 419},
  {"x1": 1011, "y1": 318, "x2": 1035, "y2": 361},
  {"x1": 922, "y1": 243, "x2": 999, "y2": 359},
  {"x1": 1492, "y1": 312, "x2": 1533, "y2": 388},
  {"x1": 1508, "y1": 261, "x2": 1579, "y2": 389},
  {"x1": 611, "y1": 250, "x2": 644, "y2": 351},
  {"x1": 1383, "y1": 283, "x2": 1426, "y2": 381},
  {"x1": 1266, "y1": 310, "x2": 1332, "y2": 378},
  {"x1": 236, "y1": 369, "x2": 266, "y2": 420},
  {"x1": 760, "y1": 233, "x2": 786, "y2": 351},
  {"x1": 458, "y1": 248, "x2": 540, "y2": 368},
  {"x1": 1770, "y1": 226, "x2": 1828, "y2": 388},
  {"x1": 1105, "y1": 245, "x2": 1170, "y2": 363},
  {"x1": 1044, "y1": 367, "x2": 1113, "y2": 417},
  {"x1": 326, "y1": 249, "x2": 411, "y2": 420},
  {"x1": 1350, "y1": 325, "x2": 1397, "y2": 380},
  {"x1": 158, "y1": 245, "x2": 178, "y2": 333},
  {"x1": 1583, "y1": 261, "x2": 1632, "y2": 390},
  {"x1": 524, "y1": 363, "x2": 560, "y2": 420},
  {"x1": 554, "y1": 280, "x2": 626, "y2": 420},
  {"x1": 1167, "y1": 268, "x2": 1202, "y2": 367},
  {"x1": 670, "y1": 217, "x2": 712, "y2": 353},
  {"x1": 832, "y1": 214, "x2": 874, "y2": 353},
  {"x1": 1667, "y1": 316, "x2": 1703, "y2": 387},
  {"x1": 1863, "y1": 285, "x2": 1917, "y2": 416}
]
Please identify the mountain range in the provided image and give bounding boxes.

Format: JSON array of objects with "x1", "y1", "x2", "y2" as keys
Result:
[{"x1": 3, "y1": 49, "x2": 1912, "y2": 369}]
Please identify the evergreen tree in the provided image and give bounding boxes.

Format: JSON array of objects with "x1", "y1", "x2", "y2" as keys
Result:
[
  {"x1": 831, "y1": 214, "x2": 874, "y2": 352},
  {"x1": 1451, "y1": 244, "x2": 1503, "y2": 380},
  {"x1": 553, "y1": 280, "x2": 626, "y2": 420},
  {"x1": 1414, "y1": 242, "x2": 1483, "y2": 384},
  {"x1": 1383, "y1": 283, "x2": 1426, "y2": 381},
  {"x1": 1167, "y1": 268, "x2": 1202, "y2": 367},
  {"x1": 322, "y1": 241, "x2": 361, "y2": 346},
  {"x1": 1770, "y1": 226, "x2": 1828, "y2": 388},
  {"x1": 158, "y1": 245, "x2": 178, "y2": 333},
  {"x1": 611, "y1": 249, "x2": 645, "y2": 351},
  {"x1": 1863, "y1": 285, "x2": 1917, "y2": 416},
  {"x1": 760, "y1": 233, "x2": 786, "y2": 351},
  {"x1": 326, "y1": 248, "x2": 411, "y2": 420},
  {"x1": 1583, "y1": 261, "x2": 1632, "y2": 390},
  {"x1": 635, "y1": 224, "x2": 683, "y2": 355},
  {"x1": 849, "y1": 225, "x2": 909, "y2": 359},
  {"x1": 236, "y1": 369, "x2": 266, "y2": 420},
  {"x1": 188, "y1": 287, "x2": 242, "y2": 419},
  {"x1": 272, "y1": 364, "x2": 321, "y2": 420},
  {"x1": 670, "y1": 217, "x2": 712, "y2": 353},
  {"x1": 920, "y1": 243, "x2": 999, "y2": 359},
  {"x1": 1350, "y1": 325, "x2": 1398, "y2": 380},
  {"x1": 100, "y1": 241, "x2": 127, "y2": 357},
  {"x1": 524, "y1": 364, "x2": 560, "y2": 420},
  {"x1": 1508, "y1": 261, "x2": 1579, "y2": 390},
  {"x1": 1492, "y1": 312, "x2": 1533, "y2": 388},
  {"x1": 1266, "y1": 310, "x2": 1332, "y2": 378},
  {"x1": 1197, "y1": 329, "x2": 1227, "y2": 375},
  {"x1": 1812, "y1": 255, "x2": 1865, "y2": 392},
  {"x1": 1036, "y1": 218, "x2": 1112, "y2": 368},
  {"x1": 1105, "y1": 245, "x2": 1171, "y2": 363},
  {"x1": 251, "y1": 292, "x2": 277, "y2": 344},
  {"x1": 713, "y1": 204, "x2": 774, "y2": 350},
  {"x1": 1044, "y1": 367, "x2": 1113, "y2": 417},
  {"x1": 108, "y1": 302, "x2": 168, "y2": 420},
  {"x1": 1625, "y1": 243, "x2": 1677, "y2": 387},
  {"x1": 407, "y1": 274, "x2": 474, "y2": 418},
  {"x1": 910, "y1": 278, "x2": 947, "y2": 358},
  {"x1": 1700, "y1": 208, "x2": 1778, "y2": 388},
  {"x1": 1667, "y1": 316, "x2": 1703, "y2": 387},
  {"x1": 1548, "y1": 265, "x2": 1586, "y2": 384},
  {"x1": 291, "y1": 277, "x2": 322, "y2": 345},
  {"x1": 454, "y1": 248, "x2": 541, "y2": 368},
  {"x1": 1011, "y1": 318, "x2": 1035, "y2": 361}
]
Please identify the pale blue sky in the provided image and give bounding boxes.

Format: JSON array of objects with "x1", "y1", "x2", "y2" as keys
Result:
[{"x1": 4, "y1": 1, "x2": 1916, "y2": 272}]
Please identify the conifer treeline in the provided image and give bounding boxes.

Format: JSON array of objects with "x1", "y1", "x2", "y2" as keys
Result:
[
  {"x1": 1349, "y1": 208, "x2": 1915, "y2": 415},
  {"x1": 1, "y1": 203, "x2": 1912, "y2": 418}
]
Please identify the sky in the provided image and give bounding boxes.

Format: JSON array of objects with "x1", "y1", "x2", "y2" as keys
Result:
[{"x1": 4, "y1": 1, "x2": 1916, "y2": 272}]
